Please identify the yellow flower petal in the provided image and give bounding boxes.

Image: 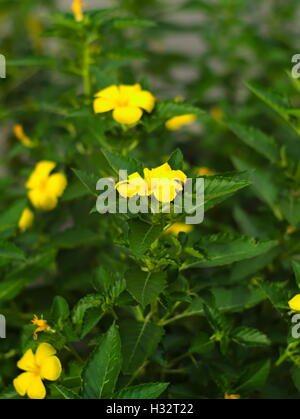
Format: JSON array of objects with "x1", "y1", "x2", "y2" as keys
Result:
[
  {"x1": 129, "y1": 90, "x2": 156, "y2": 112},
  {"x1": 153, "y1": 179, "x2": 181, "y2": 203},
  {"x1": 13, "y1": 124, "x2": 34, "y2": 147},
  {"x1": 17, "y1": 349, "x2": 36, "y2": 372},
  {"x1": 13, "y1": 372, "x2": 36, "y2": 396},
  {"x1": 40, "y1": 356, "x2": 62, "y2": 381},
  {"x1": 25, "y1": 161, "x2": 56, "y2": 189},
  {"x1": 95, "y1": 85, "x2": 119, "y2": 100},
  {"x1": 165, "y1": 222, "x2": 193, "y2": 236},
  {"x1": 18, "y1": 208, "x2": 34, "y2": 232},
  {"x1": 27, "y1": 376, "x2": 46, "y2": 399},
  {"x1": 93, "y1": 97, "x2": 115, "y2": 114},
  {"x1": 35, "y1": 343, "x2": 57, "y2": 366},
  {"x1": 165, "y1": 114, "x2": 196, "y2": 130},
  {"x1": 112, "y1": 106, "x2": 143, "y2": 125},
  {"x1": 28, "y1": 189, "x2": 58, "y2": 211},
  {"x1": 289, "y1": 294, "x2": 300, "y2": 311},
  {"x1": 119, "y1": 84, "x2": 141, "y2": 98},
  {"x1": 72, "y1": 0, "x2": 84, "y2": 22},
  {"x1": 47, "y1": 173, "x2": 67, "y2": 198}
]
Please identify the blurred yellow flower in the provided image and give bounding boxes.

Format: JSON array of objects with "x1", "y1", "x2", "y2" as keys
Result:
[
  {"x1": 13, "y1": 343, "x2": 62, "y2": 399},
  {"x1": 288, "y1": 294, "x2": 300, "y2": 311},
  {"x1": 31, "y1": 315, "x2": 52, "y2": 340},
  {"x1": 165, "y1": 114, "x2": 196, "y2": 130},
  {"x1": 13, "y1": 124, "x2": 33, "y2": 148},
  {"x1": 197, "y1": 167, "x2": 215, "y2": 176},
  {"x1": 18, "y1": 208, "x2": 34, "y2": 232},
  {"x1": 224, "y1": 393, "x2": 240, "y2": 399},
  {"x1": 72, "y1": 0, "x2": 84, "y2": 22},
  {"x1": 93, "y1": 84, "x2": 156, "y2": 125},
  {"x1": 286, "y1": 225, "x2": 297, "y2": 235},
  {"x1": 210, "y1": 106, "x2": 224, "y2": 121},
  {"x1": 26, "y1": 161, "x2": 67, "y2": 211},
  {"x1": 116, "y1": 163, "x2": 187, "y2": 203},
  {"x1": 165, "y1": 222, "x2": 193, "y2": 236}
]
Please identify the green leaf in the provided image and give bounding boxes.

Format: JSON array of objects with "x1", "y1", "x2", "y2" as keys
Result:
[
  {"x1": 232, "y1": 327, "x2": 270, "y2": 347},
  {"x1": 167, "y1": 148, "x2": 184, "y2": 170},
  {"x1": 82, "y1": 323, "x2": 122, "y2": 399},
  {"x1": 0, "y1": 240, "x2": 25, "y2": 261},
  {"x1": 120, "y1": 320, "x2": 164, "y2": 374},
  {"x1": 232, "y1": 156, "x2": 279, "y2": 209},
  {"x1": 157, "y1": 100, "x2": 204, "y2": 119},
  {"x1": 50, "y1": 228, "x2": 98, "y2": 249},
  {"x1": 72, "y1": 169, "x2": 98, "y2": 196},
  {"x1": 101, "y1": 149, "x2": 143, "y2": 176},
  {"x1": 183, "y1": 234, "x2": 277, "y2": 269},
  {"x1": 115, "y1": 382, "x2": 169, "y2": 399},
  {"x1": 0, "y1": 278, "x2": 28, "y2": 303},
  {"x1": 51, "y1": 296, "x2": 70, "y2": 324},
  {"x1": 52, "y1": 384, "x2": 81, "y2": 399},
  {"x1": 204, "y1": 173, "x2": 251, "y2": 211},
  {"x1": 72, "y1": 294, "x2": 103, "y2": 333},
  {"x1": 292, "y1": 261, "x2": 300, "y2": 289},
  {"x1": 128, "y1": 219, "x2": 163, "y2": 257},
  {"x1": 225, "y1": 121, "x2": 279, "y2": 163},
  {"x1": 126, "y1": 268, "x2": 166, "y2": 307},
  {"x1": 235, "y1": 359, "x2": 271, "y2": 393}
]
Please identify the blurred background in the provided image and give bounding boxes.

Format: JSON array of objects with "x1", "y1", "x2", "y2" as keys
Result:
[{"x1": 1, "y1": 0, "x2": 300, "y2": 170}]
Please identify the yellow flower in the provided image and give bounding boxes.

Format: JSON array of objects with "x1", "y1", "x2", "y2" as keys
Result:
[
  {"x1": 31, "y1": 315, "x2": 52, "y2": 340},
  {"x1": 25, "y1": 161, "x2": 67, "y2": 211},
  {"x1": 288, "y1": 294, "x2": 300, "y2": 311},
  {"x1": 116, "y1": 163, "x2": 187, "y2": 203},
  {"x1": 210, "y1": 106, "x2": 224, "y2": 121},
  {"x1": 18, "y1": 208, "x2": 34, "y2": 232},
  {"x1": 165, "y1": 114, "x2": 196, "y2": 130},
  {"x1": 165, "y1": 222, "x2": 193, "y2": 236},
  {"x1": 72, "y1": 0, "x2": 84, "y2": 22},
  {"x1": 286, "y1": 225, "x2": 297, "y2": 235},
  {"x1": 13, "y1": 124, "x2": 34, "y2": 147},
  {"x1": 197, "y1": 167, "x2": 215, "y2": 176},
  {"x1": 224, "y1": 393, "x2": 240, "y2": 399},
  {"x1": 13, "y1": 343, "x2": 62, "y2": 399},
  {"x1": 93, "y1": 84, "x2": 156, "y2": 125},
  {"x1": 116, "y1": 172, "x2": 150, "y2": 198}
]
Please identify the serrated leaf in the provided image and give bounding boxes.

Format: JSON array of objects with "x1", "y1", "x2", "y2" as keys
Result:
[
  {"x1": 128, "y1": 219, "x2": 163, "y2": 257},
  {"x1": 235, "y1": 359, "x2": 271, "y2": 393},
  {"x1": 126, "y1": 268, "x2": 166, "y2": 307},
  {"x1": 167, "y1": 148, "x2": 184, "y2": 170},
  {"x1": 101, "y1": 149, "x2": 144, "y2": 176},
  {"x1": 120, "y1": 320, "x2": 164, "y2": 374},
  {"x1": 115, "y1": 382, "x2": 169, "y2": 399},
  {"x1": 183, "y1": 234, "x2": 277, "y2": 269},
  {"x1": 83, "y1": 324, "x2": 121, "y2": 399},
  {"x1": 232, "y1": 327, "x2": 270, "y2": 347},
  {"x1": 52, "y1": 384, "x2": 81, "y2": 399},
  {"x1": 157, "y1": 100, "x2": 204, "y2": 119},
  {"x1": 225, "y1": 121, "x2": 279, "y2": 163}
]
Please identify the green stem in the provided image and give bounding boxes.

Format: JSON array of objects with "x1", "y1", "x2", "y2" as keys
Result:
[{"x1": 82, "y1": 41, "x2": 91, "y2": 97}]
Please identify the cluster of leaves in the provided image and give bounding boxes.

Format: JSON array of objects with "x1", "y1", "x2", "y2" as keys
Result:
[{"x1": 1, "y1": 0, "x2": 300, "y2": 400}]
